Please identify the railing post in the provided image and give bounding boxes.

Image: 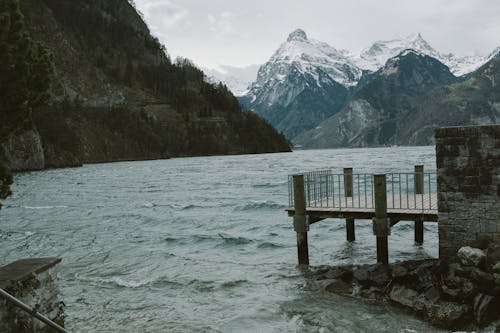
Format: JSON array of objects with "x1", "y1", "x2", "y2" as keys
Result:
[
  {"x1": 293, "y1": 174, "x2": 309, "y2": 265},
  {"x1": 414, "y1": 165, "x2": 424, "y2": 244},
  {"x1": 414, "y1": 165, "x2": 424, "y2": 195},
  {"x1": 373, "y1": 174, "x2": 390, "y2": 264},
  {"x1": 344, "y1": 168, "x2": 355, "y2": 241}
]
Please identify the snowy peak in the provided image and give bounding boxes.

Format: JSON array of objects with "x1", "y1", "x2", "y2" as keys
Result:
[
  {"x1": 355, "y1": 33, "x2": 439, "y2": 72},
  {"x1": 287, "y1": 29, "x2": 308, "y2": 42},
  {"x1": 256, "y1": 28, "x2": 361, "y2": 87},
  {"x1": 352, "y1": 33, "x2": 494, "y2": 76}
]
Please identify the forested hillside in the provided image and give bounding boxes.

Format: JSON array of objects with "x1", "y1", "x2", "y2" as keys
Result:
[{"x1": 0, "y1": 0, "x2": 290, "y2": 174}]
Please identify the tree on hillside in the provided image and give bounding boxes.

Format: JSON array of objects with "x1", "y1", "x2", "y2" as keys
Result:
[{"x1": 0, "y1": 0, "x2": 52, "y2": 205}]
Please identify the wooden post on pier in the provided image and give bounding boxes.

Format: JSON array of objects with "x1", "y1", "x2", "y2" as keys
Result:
[
  {"x1": 344, "y1": 168, "x2": 355, "y2": 242},
  {"x1": 293, "y1": 174, "x2": 309, "y2": 265},
  {"x1": 373, "y1": 174, "x2": 390, "y2": 264},
  {"x1": 414, "y1": 165, "x2": 424, "y2": 244}
]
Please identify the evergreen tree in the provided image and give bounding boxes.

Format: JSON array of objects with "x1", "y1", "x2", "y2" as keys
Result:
[{"x1": 0, "y1": 0, "x2": 52, "y2": 205}]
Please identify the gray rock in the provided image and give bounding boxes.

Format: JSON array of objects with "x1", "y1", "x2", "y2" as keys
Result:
[
  {"x1": 389, "y1": 284, "x2": 419, "y2": 308},
  {"x1": 470, "y1": 267, "x2": 496, "y2": 291},
  {"x1": 493, "y1": 262, "x2": 500, "y2": 273},
  {"x1": 391, "y1": 264, "x2": 409, "y2": 280},
  {"x1": 473, "y1": 293, "x2": 495, "y2": 325},
  {"x1": 458, "y1": 246, "x2": 486, "y2": 268},
  {"x1": 2, "y1": 129, "x2": 45, "y2": 171},
  {"x1": 441, "y1": 284, "x2": 460, "y2": 299},
  {"x1": 313, "y1": 278, "x2": 352, "y2": 294},
  {"x1": 486, "y1": 245, "x2": 500, "y2": 268},
  {"x1": 353, "y1": 263, "x2": 390, "y2": 286},
  {"x1": 425, "y1": 286, "x2": 441, "y2": 302},
  {"x1": 426, "y1": 301, "x2": 469, "y2": 327}
]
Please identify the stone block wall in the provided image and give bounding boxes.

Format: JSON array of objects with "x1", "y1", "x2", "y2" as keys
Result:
[
  {"x1": 436, "y1": 124, "x2": 500, "y2": 261},
  {"x1": 0, "y1": 258, "x2": 64, "y2": 333}
]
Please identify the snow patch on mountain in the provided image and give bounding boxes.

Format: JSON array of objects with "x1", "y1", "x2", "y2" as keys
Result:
[{"x1": 349, "y1": 33, "x2": 492, "y2": 76}]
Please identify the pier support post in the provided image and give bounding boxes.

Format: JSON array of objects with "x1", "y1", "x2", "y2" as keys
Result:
[
  {"x1": 373, "y1": 174, "x2": 390, "y2": 264},
  {"x1": 344, "y1": 168, "x2": 355, "y2": 242},
  {"x1": 293, "y1": 174, "x2": 309, "y2": 265},
  {"x1": 414, "y1": 165, "x2": 424, "y2": 244},
  {"x1": 415, "y1": 217, "x2": 424, "y2": 245}
]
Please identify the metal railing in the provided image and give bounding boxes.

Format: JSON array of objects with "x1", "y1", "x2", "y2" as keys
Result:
[
  {"x1": 0, "y1": 288, "x2": 68, "y2": 333},
  {"x1": 288, "y1": 169, "x2": 437, "y2": 212}
]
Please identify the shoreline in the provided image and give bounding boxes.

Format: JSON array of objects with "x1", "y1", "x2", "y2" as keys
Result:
[{"x1": 306, "y1": 246, "x2": 500, "y2": 331}]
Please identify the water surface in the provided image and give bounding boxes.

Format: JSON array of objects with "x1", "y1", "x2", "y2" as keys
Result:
[{"x1": 1, "y1": 147, "x2": 445, "y2": 332}]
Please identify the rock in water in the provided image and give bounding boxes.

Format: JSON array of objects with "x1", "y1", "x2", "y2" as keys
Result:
[
  {"x1": 389, "y1": 284, "x2": 419, "y2": 308},
  {"x1": 458, "y1": 246, "x2": 486, "y2": 267}
]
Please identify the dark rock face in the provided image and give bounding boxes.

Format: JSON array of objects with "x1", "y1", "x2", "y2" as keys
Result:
[{"x1": 309, "y1": 258, "x2": 500, "y2": 330}]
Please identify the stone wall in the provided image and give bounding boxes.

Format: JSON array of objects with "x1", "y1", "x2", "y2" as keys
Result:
[
  {"x1": 436, "y1": 124, "x2": 500, "y2": 261},
  {"x1": 0, "y1": 258, "x2": 64, "y2": 333}
]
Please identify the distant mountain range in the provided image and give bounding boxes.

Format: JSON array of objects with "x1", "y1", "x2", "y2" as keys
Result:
[{"x1": 219, "y1": 29, "x2": 500, "y2": 147}]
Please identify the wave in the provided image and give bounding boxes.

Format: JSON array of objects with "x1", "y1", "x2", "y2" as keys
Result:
[
  {"x1": 216, "y1": 233, "x2": 253, "y2": 246},
  {"x1": 23, "y1": 205, "x2": 68, "y2": 209},
  {"x1": 235, "y1": 200, "x2": 287, "y2": 211},
  {"x1": 257, "y1": 241, "x2": 287, "y2": 249},
  {"x1": 252, "y1": 181, "x2": 286, "y2": 188}
]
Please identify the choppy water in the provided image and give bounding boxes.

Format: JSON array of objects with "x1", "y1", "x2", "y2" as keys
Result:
[{"x1": 1, "y1": 147, "x2": 446, "y2": 332}]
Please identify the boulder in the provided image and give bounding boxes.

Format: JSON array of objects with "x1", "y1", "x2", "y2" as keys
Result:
[
  {"x1": 353, "y1": 263, "x2": 391, "y2": 286},
  {"x1": 473, "y1": 293, "x2": 496, "y2": 326},
  {"x1": 458, "y1": 246, "x2": 486, "y2": 268},
  {"x1": 324, "y1": 279, "x2": 352, "y2": 294},
  {"x1": 389, "y1": 284, "x2": 419, "y2": 308},
  {"x1": 312, "y1": 278, "x2": 352, "y2": 294},
  {"x1": 425, "y1": 301, "x2": 469, "y2": 327},
  {"x1": 486, "y1": 245, "x2": 500, "y2": 268}
]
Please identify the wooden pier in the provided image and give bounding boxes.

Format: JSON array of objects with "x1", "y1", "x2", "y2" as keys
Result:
[{"x1": 287, "y1": 166, "x2": 438, "y2": 265}]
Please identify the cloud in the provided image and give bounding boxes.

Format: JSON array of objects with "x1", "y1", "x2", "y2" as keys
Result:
[
  {"x1": 207, "y1": 11, "x2": 236, "y2": 39},
  {"x1": 135, "y1": 0, "x2": 191, "y2": 33}
]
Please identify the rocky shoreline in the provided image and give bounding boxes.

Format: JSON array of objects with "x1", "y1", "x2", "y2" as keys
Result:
[{"x1": 307, "y1": 245, "x2": 500, "y2": 331}]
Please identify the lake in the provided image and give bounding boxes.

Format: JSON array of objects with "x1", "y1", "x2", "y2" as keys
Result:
[{"x1": 0, "y1": 147, "x2": 446, "y2": 332}]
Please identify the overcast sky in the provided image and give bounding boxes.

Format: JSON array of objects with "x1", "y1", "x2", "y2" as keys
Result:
[{"x1": 133, "y1": 0, "x2": 500, "y2": 70}]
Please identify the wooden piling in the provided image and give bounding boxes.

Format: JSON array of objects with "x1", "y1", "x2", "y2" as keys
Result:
[
  {"x1": 373, "y1": 174, "x2": 389, "y2": 264},
  {"x1": 344, "y1": 168, "x2": 355, "y2": 241},
  {"x1": 414, "y1": 165, "x2": 424, "y2": 244},
  {"x1": 415, "y1": 217, "x2": 424, "y2": 244},
  {"x1": 293, "y1": 174, "x2": 309, "y2": 265}
]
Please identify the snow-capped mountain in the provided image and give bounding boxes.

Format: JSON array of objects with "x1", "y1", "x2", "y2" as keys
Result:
[
  {"x1": 350, "y1": 33, "x2": 493, "y2": 76},
  {"x1": 239, "y1": 29, "x2": 357, "y2": 138},
  {"x1": 238, "y1": 29, "x2": 498, "y2": 141},
  {"x1": 204, "y1": 64, "x2": 259, "y2": 96}
]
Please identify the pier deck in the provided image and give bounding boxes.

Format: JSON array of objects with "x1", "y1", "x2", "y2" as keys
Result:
[
  {"x1": 287, "y1": 166, "x2": 438, "y2": 265},
  {"x1": 287, "y1": 193, "x2": 438, "y2": 223}
]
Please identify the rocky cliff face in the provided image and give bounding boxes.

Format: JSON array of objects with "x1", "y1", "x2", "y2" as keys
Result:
[{"x1": 2, "y1": 130, "x2": 45, "y2": 171}]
